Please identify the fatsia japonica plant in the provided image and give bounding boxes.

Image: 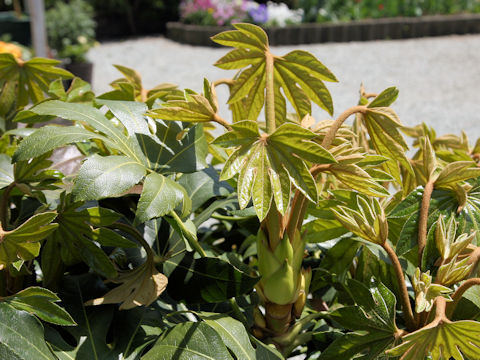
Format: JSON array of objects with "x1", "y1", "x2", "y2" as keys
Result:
[{"x1": 2, "y1": 24, "x2": 480, "y2": 360}]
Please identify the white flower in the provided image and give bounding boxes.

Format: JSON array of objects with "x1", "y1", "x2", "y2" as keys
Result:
[{"x1": 266, "y1": 1, "x2": 303, "y2": 27}]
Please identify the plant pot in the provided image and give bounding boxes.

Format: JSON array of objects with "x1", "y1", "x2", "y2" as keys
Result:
[
  {"x1": 65, "y1": 61, "x2": 93, "y2": 83},
  {"x1": 0, "y1": 11, "x2": 31, "y2": 45}
]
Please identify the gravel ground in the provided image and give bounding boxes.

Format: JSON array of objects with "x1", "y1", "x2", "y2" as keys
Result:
[{"x1": 88, "y1": 34, "x2": 480, "y2": 141}]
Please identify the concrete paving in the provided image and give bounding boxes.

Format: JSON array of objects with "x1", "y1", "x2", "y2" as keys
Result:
[{"x1": 88, "y1": 34, "x2": 480, "y2": 142}]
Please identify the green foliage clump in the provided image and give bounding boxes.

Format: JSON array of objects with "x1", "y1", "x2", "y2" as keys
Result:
[
  {"x1": 2, "y1": 24, "x2": 480, "y2": 360},
  {"x1": 46, "y1": 0, "x2": 96, "y2": 63}
]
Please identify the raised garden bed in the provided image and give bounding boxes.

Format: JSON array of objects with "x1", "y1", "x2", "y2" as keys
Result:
[{"x1": 167, "y1": 13, "x2": 480, "y2": 46}]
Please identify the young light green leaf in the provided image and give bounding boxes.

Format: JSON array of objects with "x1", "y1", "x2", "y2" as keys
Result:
[
  {"x1": 363, "y1": 107, "x2": 413, "y2": 184},
  {"x1": 328, "y1": 163, "x2": 390, "y2": 197},
  {"x1": 0, "y1": 154, "x2": 14, "y2": 189},
  {"x1": 0, "y1": 212, "x2": 58, "y2": 269},
  {"x1": 435, "y1": 161, "x2": 480, "y2": 189},
  {"x1": 387, "y1": 320, "x2": 480, "y2": 359},
  {"x1": 367, "y1": 87, "x2": 399, "y2": 108},
  {"x1": 73, "y1": 155, "x2": 146, "y2": 201}
]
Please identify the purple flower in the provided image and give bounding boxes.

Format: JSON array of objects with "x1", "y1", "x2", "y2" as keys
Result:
[{"x1": 248, "y1": 4, "x2": 268, "y2": 24}]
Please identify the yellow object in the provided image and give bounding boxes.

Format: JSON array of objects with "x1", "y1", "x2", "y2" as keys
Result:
[{"x1": 0, "y1": 41, "x2": 22, "y2": 59}]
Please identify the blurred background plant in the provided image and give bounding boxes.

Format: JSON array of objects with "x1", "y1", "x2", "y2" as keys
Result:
[
  {"x1": 178, "y1": 0, "x2": 303, "y2": 26},
  {"x1": 296, "y1": 0, "x2": 480, "y2": 23},
  {"x1": 45, "y1": 0, "x2": 96, "y2": 64}
]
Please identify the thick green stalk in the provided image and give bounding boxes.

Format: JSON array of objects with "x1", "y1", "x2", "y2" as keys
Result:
[
  {"x1": 169, "y1": 211, "x2": 207, "y2": 258},
  {"x1": 265, "y1": 51, "x2": 275, "y2": 134},
  {"x1": 109, "y1": 222, "x2": 155, "y2": 259}
]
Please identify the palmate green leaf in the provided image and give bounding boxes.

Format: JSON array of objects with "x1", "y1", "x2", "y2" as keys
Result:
[
  {"x1": 166, "y1": 253, "x2": 259, "y2": 304},
  {"x1": 386, "y1": 320, "x2": 480, "y2": 359},
  {"x1": 212, "y1": 23, "x2": 336, "y2": 121},
  {"x1": 435, "y1": 161, "x2": 480, "y2": 189},
  {"x1": 0, "y1": 212, "x2": 58, "y2": 269},
  {"x1": 363, "y1": 107, "x2": 413, "y2": 184},
  {"x1": 0, "y1": 153, "x2": 14, "y2": 189},
  {"x1": 215, "y1": 121, "x2": 335, "y2": 220},
  {"x1": 43, "y1": 195, "x2": 135, "y2": 279},
  {"x1": 200, "y1": 313, "x2": 256, "y2": 360},
  {"x1": 320, "y1": 279, "x2": 397, "y2": 360},
  {"x1": 303, "y1": 218, "x2": 348, "y2": 243},
  {"x1": 73, "y1": 155, "x2": 146, "y2": 201},
  {"x1": 328, "y1": 163, "x2": 390, "y2": 197},
  {"x1": 0, "y1": 54, "x2": 72, "y2": 110},
  {"x1": 142, "y1": 321, "x2": 233, "y2": 360},
  {"x1": 0, "y1": 302, "x2": 56, "y2": 360},
  {"x1": 4, "y1": 286, "x2": 75, "y2": 326},
  {"x1": 135, "y1": 172, "x2": 187, "y2": 224},
  {"x1": 149, "y1": 90, "x2": 216, "y2": 123}
]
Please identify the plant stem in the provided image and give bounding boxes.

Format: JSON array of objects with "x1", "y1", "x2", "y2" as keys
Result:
[
  {"x1": 169, "y1": 211, "x2": 207, "y2": 258},
  {"x1": 265, "y1": 51, "x2": 275, "y2": 134},
  {"x1": 446, "y1": 277, "x2": 480, "y2": 317},
  {"x1": 418, "y1": 181, "x2": 434, "y2": 266},
  {"x1": 0, "y1": 183, "x2": 15, "y2": 229},
  {"x1": 321, "y1": 105, "x2": 367, "y2": 149},
  {"x1": 383, "y1": 241, "x2": 416, "y2": 331},
  {"x1": 213, "y1": 78, "x2": 234, "y2": 87},
  {"x1": 212, "y1": 113, "x2": 232, "y2": 131},
  {"x1": 229, "y1": 298, "x2": 249, "y2": 328},
  {"x1": 109, "y1": 222, "x2": 155, "y2": 258}
]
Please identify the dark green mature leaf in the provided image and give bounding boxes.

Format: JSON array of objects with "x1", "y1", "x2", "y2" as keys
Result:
[
  {"x1": 363, "y1": 107, "x2": 413, "y2": 184},
  {"x1": 200, "y1": 313, "x2": 256, "y2": 360},
  {"x1": 44, "y1": 195, "x2": 134, "y2": 278},
  {"x1": 18, "y1": 100, "x2": 146, "y2": 164},
  {"x1": 45, "y1": 275, "x2": 116, "y2": 360},
  {"x1": 142, "y1": 321, "x2": 233, "y2": 360},
  {"x1": 73, "y1": 155, "x2": 146, "y2": 201},
  {"x1": 167, "y1": 254, "x2": 259, "y2": 303},
  {"x1": 387, "y1": 320, "x2": 480, "y2": 359},
  {"x1": 0, "y1": 303, "x2": 56, "y2": 360},
  {"x1": 5, "y1": 287, "x2": 75, "y2": 326},
  {"x1": 252, "y1": 338, "x2": 284, "y2": 359},
  {"x1": 0, "y1": 154, "x2": 14, "y2": 188},
  {"x1": 0, "y1": 212, "x2": 58, "y2": 269},
  {"x1": 320, "y1": 279, "x2": 397, "y2": 360},
  {"x1": 178, "y1": 167, "x2": 233, "y2": 212},
  {"x1": 97, "y1": 99, "x2": 150, "y2": 136},
  {"x1": 303, "y1": 218, "x2": 348, "y2": 243},
  {"x1": 139, "y1": 120, "x2": 208, "y2": 173},
  {"x1": 136, "y1": 172, "x2": 187, "y2": 224},
  {"x1": 13, "y1": 126, "x2": 108, "y2": 161}
]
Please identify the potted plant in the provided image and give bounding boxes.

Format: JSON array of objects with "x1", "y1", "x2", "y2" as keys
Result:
[{"x1": 45, "y1": 0, "x2": 96, "y2": 83}]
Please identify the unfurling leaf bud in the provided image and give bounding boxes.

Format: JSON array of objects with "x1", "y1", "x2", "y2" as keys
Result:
[
  {"x1": 436, "y1": 256, "x2": 473, "y2": 286},
  {"x1": 435, "y1": 215, "x2": 475, "y2": 261},
  {"x1": 412, "y1": 268, "x2": 452, "y2": 313},
  {"x1": 263, "y1": 260, "x2": 297, "y2": 305}
]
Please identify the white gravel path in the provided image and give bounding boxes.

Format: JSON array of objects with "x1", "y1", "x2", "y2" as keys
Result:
[{"x1": 88, "y1": 34, "x2": 480, "y2": 141}]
